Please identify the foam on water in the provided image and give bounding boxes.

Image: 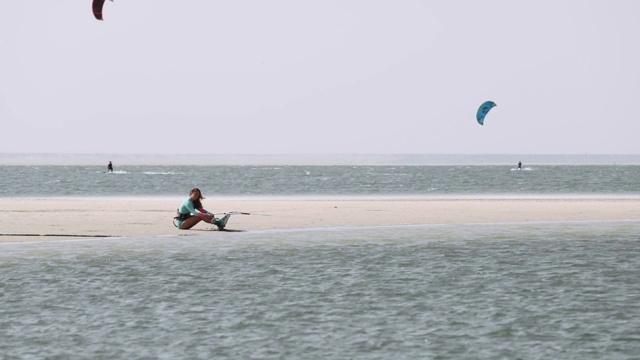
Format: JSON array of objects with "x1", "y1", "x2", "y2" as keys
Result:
[{"x1": 2, "y1": 221, "x2": 640, "y2": 358}]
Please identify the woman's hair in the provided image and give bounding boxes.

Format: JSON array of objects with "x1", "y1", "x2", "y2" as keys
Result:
[{"x1": 189, "y1": 187, "x2": 205, "y2": 200}]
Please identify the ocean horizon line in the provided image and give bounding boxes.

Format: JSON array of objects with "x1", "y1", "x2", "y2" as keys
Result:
[{"x1": 2, "y1": 153, "x2": 640, "y2": 166}]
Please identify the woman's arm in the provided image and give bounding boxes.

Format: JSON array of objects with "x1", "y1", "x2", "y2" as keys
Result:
[
  {"x1": 196, "y1": 206, "x2": 211, "y2": 215},
  {"x1": 184, "y1": 200, "x2": 205, "y2": 217}
]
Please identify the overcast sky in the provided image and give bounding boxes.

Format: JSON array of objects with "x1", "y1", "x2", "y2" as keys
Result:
[{"x1": 1, "y1": 1, "x2": 639, "y2": 155}]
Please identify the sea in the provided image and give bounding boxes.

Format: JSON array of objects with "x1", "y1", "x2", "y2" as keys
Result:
[{"x1": 1, "y1": 154, "x2": 640, "y2": 359}]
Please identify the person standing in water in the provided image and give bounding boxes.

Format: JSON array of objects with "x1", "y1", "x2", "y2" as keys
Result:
[
  {"x1": 174, "y1": 188, "x2": 230, "y2": 230},
  {"x1": 107, "y1": 161, "x2": 113, "y2": 173},
  {"x1": 517, "y1": 161, "x2": 522, "y2": 170}
]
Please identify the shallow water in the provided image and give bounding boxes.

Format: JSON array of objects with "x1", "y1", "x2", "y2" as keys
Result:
[
  {"x1": 2, "y1": 164, "x2": 640, "y2": 197},
  {"x1": 2, "y1": 221, "x2": 640, "y2": 359}
]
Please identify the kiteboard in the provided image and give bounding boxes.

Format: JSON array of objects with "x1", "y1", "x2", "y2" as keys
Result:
[
  {"x1": 215, "y1": 212, "x2": 251, "y2": 231},
  {"x1": 216, "y1": 213, "x2": 231, "y2": 230}
]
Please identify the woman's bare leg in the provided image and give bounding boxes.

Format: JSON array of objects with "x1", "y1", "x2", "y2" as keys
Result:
[
  {"x1": 180, "y1": 217, "x2": 203, "y2": 229},
  {"x1": 180, "y1": 214, "x2": 216, "y2": 229}
]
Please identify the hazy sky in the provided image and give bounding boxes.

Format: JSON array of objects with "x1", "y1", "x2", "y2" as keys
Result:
[{"x1": 1, "y1": 1, "x2": 639, "y2": 154}]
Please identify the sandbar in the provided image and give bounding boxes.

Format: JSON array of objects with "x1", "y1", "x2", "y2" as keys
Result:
[{"x1": 2, "y1": 196, "x2": 640, "y2": 242}]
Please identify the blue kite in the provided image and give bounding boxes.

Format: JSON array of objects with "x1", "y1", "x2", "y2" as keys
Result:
[{"x1": 476, "y1": 101, "x2": 496, "y2": 125}]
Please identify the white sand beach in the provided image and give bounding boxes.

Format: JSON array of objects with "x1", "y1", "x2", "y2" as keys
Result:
[{"x1": 1, "y1": 196, "x2": 640, "y2": 243}]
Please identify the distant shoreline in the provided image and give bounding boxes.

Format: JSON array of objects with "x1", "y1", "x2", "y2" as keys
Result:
[{"x1": 2, "y1": 153, "x2": 640, "y2": 166}]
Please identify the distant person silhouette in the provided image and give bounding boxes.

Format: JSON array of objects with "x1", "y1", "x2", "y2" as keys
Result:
[
  {"x1": 107, "y1": 161, "x2": 113, "y2": 173},
  {"x1": 517, "y1": 161, "x2": 522, "y2": 170}
]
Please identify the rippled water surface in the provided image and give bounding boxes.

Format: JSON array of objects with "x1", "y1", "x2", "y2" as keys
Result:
[
  {"x1": 2, "y1": 222, "x2": 640, "y2": 359},
  {"x1": 2, "y1": 165, "x2": 640, "y2": 196}
]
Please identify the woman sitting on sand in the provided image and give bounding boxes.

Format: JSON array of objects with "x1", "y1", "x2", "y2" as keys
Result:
[{"x1": 174, "y1": 188, "x2": 228, "y2": 230}]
